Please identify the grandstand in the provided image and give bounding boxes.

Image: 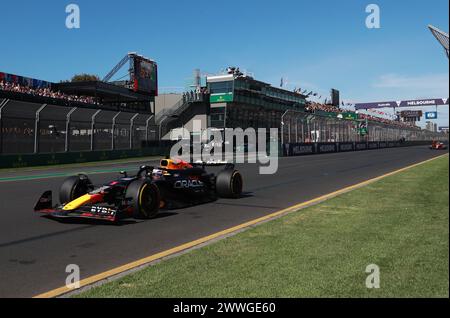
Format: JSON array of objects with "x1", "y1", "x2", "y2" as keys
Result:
[
  {"x1": 158, "y1": 67, "x2": 443, "y2": 146},
  {"x1": 0, "y1": 53, "x2": 160, "y2": 157},
  {"x1": 207, "y1": 70, "x2": 307, "y2": 130},
  {"x1": 0, "y1": 58, "x2": 447, "y2": 167}
]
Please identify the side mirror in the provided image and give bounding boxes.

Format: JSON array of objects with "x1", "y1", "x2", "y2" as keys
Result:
[{"x1": 120, "y1": 171, "x2": 128, "y2": 178}]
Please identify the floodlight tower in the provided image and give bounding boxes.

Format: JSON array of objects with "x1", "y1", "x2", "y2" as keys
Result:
[{"x1": 428, "y1": 25, "x2": 449, "y2": 58}]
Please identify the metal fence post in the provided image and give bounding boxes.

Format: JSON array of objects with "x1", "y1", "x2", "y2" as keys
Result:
[
  {"x1": 111, "y1": 112, "x2": 121, "y2": 150},
  {"x1": 288, "y1": 117, "x2": 291, "y2": 143},
  {"x1": 145, "y1": 115, "x2": 154, "y2": 142},
  {"x1": 90, "y1": 110, "x2": 101, "y2": 151},
  {"x1": 65, "y1": 107, "x2": 77, "y2": 152},
  {"x1": 317, "y1": 119, "x2": 321, "y2": 142},
  {"x1": 34, "y1": 104, "x2": 47, "y2": 154},
  {"x1": 0, "y1": 99, "x2": 10, "y2": 154},
  {"x1": 307, "y1": 120, "x2": 310, "y2": 142},
  {"x1": 129, "y1": 113, "x2": 139, "y2": 149}
]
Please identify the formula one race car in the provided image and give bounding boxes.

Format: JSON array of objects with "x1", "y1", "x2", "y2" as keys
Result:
[
  {"x1": 430, "y1": 140, "x2": 447, "y2": 150},
  {"x1": 34, "y1": 159, "x2": 243, "y2": 222}
]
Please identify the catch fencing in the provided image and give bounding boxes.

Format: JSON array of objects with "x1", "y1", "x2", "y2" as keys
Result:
[
  {"x1": 0, "y1": 98, "x2": 159, "y2": 155},
  {"x1": 280, "y1": 110, "x2": 446, "y2": 144}
]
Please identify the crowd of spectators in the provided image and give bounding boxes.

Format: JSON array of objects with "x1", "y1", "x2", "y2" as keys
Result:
[
  {"x1": 305, "y1": 101, "x2": 419, "y2": 129},
  {"x1": 306, "y1": 102, "x2": 343, "y2": 114},
  {"x1": 182, "y1": 86, "x2": 209, "y2": 102},
  {"x1": 358, "y1": 113, "x2": 419, "y2": 129},
  {"x1": 0, "y1": 81, "x2": 98, "y2": 105}
]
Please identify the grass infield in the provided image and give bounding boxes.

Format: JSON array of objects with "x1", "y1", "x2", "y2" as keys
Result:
[
  {"x1": 77, "y1": 155, "x2": 449, "y2": 298},
  {"x1": 0, "y1": 155, "x2": 162, "y2": 174}
]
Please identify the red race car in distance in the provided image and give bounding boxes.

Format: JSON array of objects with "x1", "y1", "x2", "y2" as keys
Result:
[{"x1": 430, "y1": 140, "x2": 448, "y2": 150}]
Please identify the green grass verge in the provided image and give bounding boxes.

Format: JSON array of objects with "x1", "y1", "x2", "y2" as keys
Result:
[
  {"x1": 0, "y1": 155, "x2": 162, "y2": 174},
  {"x1": 77, "y1": 155, "x2": 449, "y2": 298}
]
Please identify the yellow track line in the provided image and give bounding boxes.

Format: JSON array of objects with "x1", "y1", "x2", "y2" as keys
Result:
[{"x1": 33, "y1": 153, "x2": 448, "y2": 298}]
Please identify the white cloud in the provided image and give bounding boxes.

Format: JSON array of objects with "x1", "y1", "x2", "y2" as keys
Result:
[
  {"x1": 373, "y1": 73, "x2": 449, "y2": 97},
  {"x1": 368, "y1": 73, "x2": 449, "y2": 128}
]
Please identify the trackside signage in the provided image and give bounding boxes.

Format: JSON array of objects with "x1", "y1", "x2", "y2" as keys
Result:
[
  {"x1": 387, "y1": 142, "x2": 396, "y2": 148},
  {"x1": 338, "y1": 142, "x2": 354, "y2": 152},
  {"x1": 317, "y1": 143, "x2": 337, "y2": 153},
  {"x1": 355, "y1": 98, "x2": 448, "y2": 110},
  {"x1": 368, "y1": 142, "x2": 379, "y2": 149},
  {"x1": 210, "y1": 93, "x2": 233, "y2": 103},
  {"x1": 282, "y1": 141, "x2": 431, "y2": 157},
  {"x1": 355, "y1": 142, "x2": 368, "y2": 150},
  {"x1": 290, "y1": 143, "x2": 315, "y2": 156}
]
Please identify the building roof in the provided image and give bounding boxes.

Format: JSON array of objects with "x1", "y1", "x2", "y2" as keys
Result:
[{"x1": 53, "y1": 81, "x2": 154, "y2": 102}]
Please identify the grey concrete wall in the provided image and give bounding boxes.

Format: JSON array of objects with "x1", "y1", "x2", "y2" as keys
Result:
[
  {"x1": 154, "y1": 94, "x2": 183, "y2": 115},
  {"x1": 165, "y1": 114, "x2": 209, "y2": 140}
]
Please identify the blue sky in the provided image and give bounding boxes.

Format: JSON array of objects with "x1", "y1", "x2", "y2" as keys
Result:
[{"x1": 0, "y1": 0, "x2": 448, "y2": 127}]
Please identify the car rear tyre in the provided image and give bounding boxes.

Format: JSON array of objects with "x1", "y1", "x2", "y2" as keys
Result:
[
  {"x1": 126, "y1": 180, "x2": 160, "y2": 219},
  {"x1": 59, "y1": 175, "x2": 93, "y2": 204},
  {"x1": 216, "y1": 169, "x2": 243, "y2": 198}
]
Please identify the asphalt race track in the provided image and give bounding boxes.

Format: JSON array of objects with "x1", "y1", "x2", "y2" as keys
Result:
[{"x1": 0, "y1": 146, "x2": 446, "y2": 297}]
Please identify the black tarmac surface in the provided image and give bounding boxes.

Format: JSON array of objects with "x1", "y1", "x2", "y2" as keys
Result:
[{"x1": 0, "y1": 146, "x2": 446, "y2": 297}]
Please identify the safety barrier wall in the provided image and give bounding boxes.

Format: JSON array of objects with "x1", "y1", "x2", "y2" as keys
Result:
[
  {"x1": 282, "y1": 140, "x2": 434, "y2": 157},
  {"x1": 0, "y1": 147, "x2": 170, "y2": 169},
  {"x1": 0, "y1": 140, "x2": 440, "y2": 169}
]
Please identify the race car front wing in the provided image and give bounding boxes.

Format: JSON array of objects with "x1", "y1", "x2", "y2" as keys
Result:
[{"x1": 34, "y1": 191, "x2": 119, "y2": 222}]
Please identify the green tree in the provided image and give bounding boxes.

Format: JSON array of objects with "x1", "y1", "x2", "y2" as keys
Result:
[{"x1": 70, "y1": 74, "x2": 100, "y2": 82}]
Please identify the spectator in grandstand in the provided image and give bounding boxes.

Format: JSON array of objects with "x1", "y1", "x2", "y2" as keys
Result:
[
  {"x1": 0, "y1": 80, "x2": 98, "y2": 105},
  {"x1": 304, "y1": 100, "x2": 420, "y2": 130}
]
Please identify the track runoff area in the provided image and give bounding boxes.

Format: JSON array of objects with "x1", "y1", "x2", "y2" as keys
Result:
[{"x1": 0, "y1": 145, "x2": 446, "y2": 298}]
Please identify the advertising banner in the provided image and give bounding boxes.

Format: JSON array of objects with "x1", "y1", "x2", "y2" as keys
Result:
[
  {"x1": 400, "y1": 110, "x2": 423, "y2": 118},
  {"x1": 0, "y1": 71, "x2": 51, "y2": 89},
  {"x1": 399, "y1": 99, "x2": 447, "y2": 107},
  {"x1": 355, "y1": 101, "x2": 398, "y2": 110},
  {"x1": 338, "y1": 112, "x2": 358, "y2": 120},
  {"x1": 317, "y1": 142, "x2": 337, "y2": 153},
  {"x1": 387, "y1": 141, "x2": 396, "y2": 148},
  {"x1": 338, "y1": 142, "x2": 354, "y2": 152},
  {"x1": 283, "y1": 143, "x2": 315, "y2": 156},
  {"x1": 425, "y1": 112, "x2": 438, "y2": 119},
  {"x1": 355, "y1": 98, "x2": 448, "y2": 110},
  {"x1": 355, "y1": 142, "x2": 368, "y2": 150},
  {"x1": 210, "y1": 92, "x2": 233, "y2": 103},
  {"x1": 290, "y1": 143, "x2": 315, "y2": 156}
]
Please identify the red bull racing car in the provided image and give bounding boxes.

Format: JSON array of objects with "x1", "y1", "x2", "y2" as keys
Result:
[
  {"x1": 430, "y1": 140, "x2": 447, "y2": 150},
  {"x1": 34, "y1": 159, "x2": 243, "y2": 222}
]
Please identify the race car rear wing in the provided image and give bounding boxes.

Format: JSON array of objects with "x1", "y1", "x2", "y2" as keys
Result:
[{"x1": 192, "y1": 161, "x2": 235, "y2": 170}]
